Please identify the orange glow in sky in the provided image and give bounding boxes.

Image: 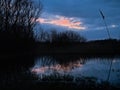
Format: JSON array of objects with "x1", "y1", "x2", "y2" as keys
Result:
[{"x1": 36, "y1": 16, "x2": 86, "y2": 30}]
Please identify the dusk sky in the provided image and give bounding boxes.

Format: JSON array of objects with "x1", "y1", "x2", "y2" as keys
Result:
[{"x1": 35, "y1": 0, "x2": 120, "y2": 41}]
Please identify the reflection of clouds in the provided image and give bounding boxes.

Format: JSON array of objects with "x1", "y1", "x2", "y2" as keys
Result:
[
  {"x1": 31, "y1": 60, "x2": 83, "y2": 74},
  {"x1": 31, "y1": 57, "x2": 120, "y2": 84},
  {"x1": 36, "y1": 14, "x2": 86, "y2": 30}
]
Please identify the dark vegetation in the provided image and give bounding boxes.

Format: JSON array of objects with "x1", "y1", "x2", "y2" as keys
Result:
[
  {"x1": 35, "y1": 39, "x2": 120, "y2": 55},
  {"x1": 0, "y1": 0, "x2": 120, "y2": 56},
  {"x1": 0, "y1": 0, "x2": 42, "y2": 53},
  {"x1": 0, "y1": 0, "x2": 120, "y2": 90},
  {"x1": 0, "y1": 71, "x2": 118, "y2": 90},
  {"x1": 34, "y1": 29, "x2": 120, "y2": 55},
  {"x1": 38, "y1": 29, "x2": 86, "y2": 43}
]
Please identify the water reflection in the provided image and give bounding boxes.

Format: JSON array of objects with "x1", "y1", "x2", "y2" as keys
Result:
[
  {"x1": 31, "y1": 56, "x2": 120, "y2": 84},
  {"x1": 31, "y1": 57, "x2": 84, "y2": 75}
]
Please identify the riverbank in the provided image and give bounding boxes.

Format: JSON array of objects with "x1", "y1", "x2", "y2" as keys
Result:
[
  {"x1": 0, "y1": 39, "x2": 120, "y2": 90},
  {"x1": 0, "y1": 39, "x2": 120, "y2": 59},
  {"x1": 35, "y1": 39, "x2": 120, "y2": 55}
]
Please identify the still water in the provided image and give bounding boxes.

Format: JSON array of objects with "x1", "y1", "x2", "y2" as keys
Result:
[{"x1": 31, "y1": 56, "x2": 120, "y2": 85}]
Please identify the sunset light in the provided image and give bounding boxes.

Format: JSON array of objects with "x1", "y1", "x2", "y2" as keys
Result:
[
  {"x1": 0, "y1": 0, "x2": 120, "y2": 89},
  {"x1": 36, "y1": 15, "x2": 86, "y2": 30}
]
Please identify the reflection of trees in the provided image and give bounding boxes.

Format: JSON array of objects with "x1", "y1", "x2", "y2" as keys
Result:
[
  {"x1": 50, "y1": 54, "x2": 87, "y2": 64},
  {"x1": 34, "y1": 56, "x2": 116, "y2": 69},
  {"x1": 31, "y1": 56, "x2": 120, "y2": 85},
  {"x1": 34, "y1": 56, "x2": 57, "y2": 67},
  {"x1": 32, "y1": 55, "x2": 88, "y2": 74}
]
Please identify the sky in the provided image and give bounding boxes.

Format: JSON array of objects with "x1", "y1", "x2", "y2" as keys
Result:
[{"x1": 34, "y1": 0, "x2": 120, "y2": 41}]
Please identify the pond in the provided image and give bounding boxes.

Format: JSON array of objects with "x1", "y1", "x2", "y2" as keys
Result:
[{"x1": 31, "y1": 55, "x2": 120, "y2": 86}]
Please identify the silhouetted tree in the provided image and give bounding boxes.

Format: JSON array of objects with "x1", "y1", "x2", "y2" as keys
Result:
[
  {"x1": 0, "y1": 0, "x2": 42, "y2": 51},
  {"x1": 50, "y1": 30, "x2": 86, "y2": 43},
  {"x1": 38, "y1": 29, "x2": 50, "y2": 42},
  {"x1": 38, "y1": 30, "x2": 86, "y2": 43},
  {"x1": 65, "y1": 31, "x2": 86, "y2": 42},
  {"x1": 50, "y1": 30, "x2": 58, "y2": 42}
]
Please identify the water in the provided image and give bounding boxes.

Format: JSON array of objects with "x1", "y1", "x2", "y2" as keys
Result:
[{"x1": 31, "y1": 55, "x2": 120, "y2": 86}]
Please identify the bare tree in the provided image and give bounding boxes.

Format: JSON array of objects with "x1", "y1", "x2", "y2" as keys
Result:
[
  {"x1": 37, "y1": 30, "x2": 86, "y2": 43},
  {"x1": 65, "y1": 31, "x2": 86, "y2": 42},
  {"x1": 50, "y1": 31, "x2": 86, "y2": 43},
  {"x1": 50, "y1": 30, "x2": 58, "y2": 42},
  {"x1": 38, "y1": 29, "x2": 50, "y2": 42},
  {"x1": 0, "y1": 0, "x2": 42, "y2": 41}
]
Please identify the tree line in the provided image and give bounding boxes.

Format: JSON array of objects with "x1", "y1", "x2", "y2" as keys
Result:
[
  {"x1": 38, "y1": 30, "x2": 86, "y2": 43},
  {"x1": 0, "y1": 0, "x2": 86, "y2": 52}
]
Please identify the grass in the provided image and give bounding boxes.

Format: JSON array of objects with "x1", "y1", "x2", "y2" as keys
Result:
[{"x1": 0, "y1": 71, "x2": 118, "y2": 90}]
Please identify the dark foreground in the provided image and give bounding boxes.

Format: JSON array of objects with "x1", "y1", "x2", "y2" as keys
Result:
[
  {"x1": 0, "y1": 39, "x2": 120, "y2": 90},
  {"x1": 0, "y1": 72, "x2": 119, "y2": 90},
  {"x1": 0, "y1": 55, "x2": 120, "y2": 90},
  {"x1": 35, "y1": 39, "x2": 120, "y2": 55}
]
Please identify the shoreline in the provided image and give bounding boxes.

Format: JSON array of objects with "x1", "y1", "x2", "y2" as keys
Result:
[{"x1": 0, "y1": 39, "x2": 120, "y2": 59}]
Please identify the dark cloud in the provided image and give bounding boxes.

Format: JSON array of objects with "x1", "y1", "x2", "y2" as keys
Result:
[
  {"x1": 41, "y1": 0, "x2": 120, "y2": 25},
  {"x1": 41, "y1": 0, "x2": 120, "y2": 18}
]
